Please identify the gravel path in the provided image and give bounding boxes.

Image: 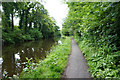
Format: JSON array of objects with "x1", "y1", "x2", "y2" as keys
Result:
[{"x1": 63, "y1": 38, "x2": 91, "y2": 78}]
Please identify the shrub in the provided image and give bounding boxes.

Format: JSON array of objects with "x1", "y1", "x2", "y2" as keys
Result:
[
  {"x1": 22, "y1": 35, "x2": 34, "y2": 41},
  {"x1": 74, "y1": 37, "x2": 120, "y2": 78},
  {"x1": 29, "y1": 29, "x2": 43, "y2": 40},
  {"x1": 54, "y1": 31, "x2": 61, "y2": 37},
  {"x1": 2, "y1": 29, "x2": 24, "y2": 44},
  {"x1": 2, "y1": 32, "x2": 15, "y2": 44},
  {"x1": 13, "y1": 29, "x2": 24, "y2": 43}
]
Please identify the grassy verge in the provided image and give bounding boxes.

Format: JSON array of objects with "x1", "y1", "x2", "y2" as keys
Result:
[
  {"x1": 20, "y1": 37, "x2": 71, "y2": 78},
  {"x1": 74, "y1": 37, "x2": 120, "y2": 78}
]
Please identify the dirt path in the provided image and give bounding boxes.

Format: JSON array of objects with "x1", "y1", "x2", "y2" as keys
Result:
[{"x1": 63, "y1": 38, "x2": 91, "y2": 78}]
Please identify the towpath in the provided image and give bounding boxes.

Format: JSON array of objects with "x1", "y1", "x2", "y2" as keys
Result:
[{"x1": 63, "y1": 38, "x2": 91, "y2": 78}]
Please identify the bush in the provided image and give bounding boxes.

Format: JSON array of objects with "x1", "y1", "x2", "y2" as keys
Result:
[
  {"x1": 2, "y1": 29, "x2": 24, "y2": 44},
  {"x1": 2, "y1": 32, "x2": 15, "y2": 44},
  {"x1": 29, "y1": 29, "x2": 43, "y2": 40},
  {"x1": 54, "y1": 31, "x2": 61, "y2": 37},
  {"x1": 2, "y1": 28, "x2": 43, "y2": 44},
  {"x1": 22, "y1": 35, "x2": 34, "y2": 41},
  {"x1": 74, "y1": 37, "x2": 120, "y2": 78},
  {"x1": 13, "y1": 29, "x2": 24, "y2": 43}
]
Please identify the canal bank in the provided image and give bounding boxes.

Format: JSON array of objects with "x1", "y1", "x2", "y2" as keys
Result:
[
  {"x1": 20, "y1": 37, "x2": 71, "y2": 78},
  {"x1": 1, "y1": 37, "x2": 60, "y2": 78}
]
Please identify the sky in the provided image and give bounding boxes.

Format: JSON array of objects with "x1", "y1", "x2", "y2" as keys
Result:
[
  {"x1": 42, "y1": 0, "x2": 69, "y2": 30},
  {"x1": 14, "y1": 0, "x2": 69, "y2": 30}
]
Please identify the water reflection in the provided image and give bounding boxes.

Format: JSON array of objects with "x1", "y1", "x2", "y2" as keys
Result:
[
  {"x1": 1, "y1": 38, "x2": 60, "y2": 78},
  {"x1": 58, "y1": 40, "x2": 62, "y2": 44},
  {"x1": 0, "y1": 57, "x2": 2, "y2": 79},
  {"x1": 15, "y1": 53, "x2": 20, "y2": 60}
]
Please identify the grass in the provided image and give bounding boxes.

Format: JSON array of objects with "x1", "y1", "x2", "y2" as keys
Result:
[
  {"x1": 0, "y1": 25, "x2": 2, "y2": 28},
  {"x1": 20, "y1": 37, "x2": 71, "y2": 78},
  {"x1": 74, "y1": 37, "x2": 120, "y2": 78}
]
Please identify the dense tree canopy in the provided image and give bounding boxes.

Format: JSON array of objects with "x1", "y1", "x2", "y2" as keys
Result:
[
  {"x1": 62, "y1": 2, "x2": 120, "y2": 51},
  {"x1": 0, "y1": 2, "x2": 1, "y2": 26},
  {"x1": 2, "y1": 2, "x2": 60, "y2": 44}
]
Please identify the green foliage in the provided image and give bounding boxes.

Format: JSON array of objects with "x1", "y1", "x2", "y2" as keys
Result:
[
  {"x1": 63, "y1": 2, "x2": 120, "y2": 78},
  {"x1": 2, "y1": 28, "x2": 23, "y2": 44},
  {"x1": 13, "y1": 29, "x2": 24, "y2": 43},
  {"x1": 29, "y1": 29, "x2": 43, "y2": 40},
  {"x1": 22, "y1": 35, "x2": 34, "y2": 41},
  {"x1": 2, "y1": 31, "x2": 15, "y2": 44},
  {"x1": 2, "y1": 2, "x2": 60, "y2": 44},
  {"x1": 74, "y1": 38, "x2": 120, "y2": 78},
  {"x1": 54, "y1": 30, "x2": 61, "y2": 37},
  {"x1": 63, "y1": 2, "x2": 120, "y2": 50},
  {"x1": 2, "y1": 28, "x2": 33, "y2": 44},
  {"x1": 20, "y1": 37, "x2": 71, "y2": 78}
]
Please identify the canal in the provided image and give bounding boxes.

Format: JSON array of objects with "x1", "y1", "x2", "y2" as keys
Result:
[{"x1": 0, "y1": 38, "x2": 60, "y2": 78}]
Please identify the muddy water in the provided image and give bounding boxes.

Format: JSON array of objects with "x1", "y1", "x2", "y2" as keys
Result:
[{"x1": 1, "y1": 38, "x2": 60, "y2": 78}]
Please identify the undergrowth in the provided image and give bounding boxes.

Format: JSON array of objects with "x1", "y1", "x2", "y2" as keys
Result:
[
  {"x1": 74, "y1": 37, "x2": 120, "y2": 79},
  {"x1": 20, "y1": 37, "x2": 71, "y2": 78},
  {"x1": 2, "y1": 28, "x2": 43, "y2": 44}
]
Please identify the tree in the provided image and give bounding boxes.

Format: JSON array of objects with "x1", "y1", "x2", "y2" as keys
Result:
[
  {"x1": 62, "y1": 2, "x2": 120, "y2": 50},
  {"x1": 2, "y1": 1, "x2": 60, "y2": 44}
]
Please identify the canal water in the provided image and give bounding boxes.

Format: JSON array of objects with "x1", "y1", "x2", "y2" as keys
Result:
[{"x1": 0, "y1": 38, "x2": 60, "y2": 78}]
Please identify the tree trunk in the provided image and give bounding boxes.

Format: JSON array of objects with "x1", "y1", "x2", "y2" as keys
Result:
[
  {"x1": 11, "y1": 13, "x2": 14, "y2": 30},
  {"x1": 29, "y1": 21, "x2": 32, "y2": 30},
  {"x1": 19, "y1": 10, "x2": 24, "y2": 29},
  {"x1": 34, "y1": 22, "x2": 37, "y2": 28},
  {"x1": 39, "y1": 23, "x2": 41, "y2": 31},
  {"x1": 39, "y1": 23, "x2": 42, "y2": 31},
  {"x1": 25, "y1": 9, "x2": 28, "y2": 34}
]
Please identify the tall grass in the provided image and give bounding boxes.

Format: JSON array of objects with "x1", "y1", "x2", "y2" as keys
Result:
[{"x1": 20, "y1": 37, "x2": 71, "y2": 78}]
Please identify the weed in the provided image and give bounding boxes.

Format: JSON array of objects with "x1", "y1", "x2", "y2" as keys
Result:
[
  {"x1": 20, "y1": 37, "x2": 71, "y2": 78},
  {"x1": 74, "y1": 37, "x2": 120, "y2": 78}
]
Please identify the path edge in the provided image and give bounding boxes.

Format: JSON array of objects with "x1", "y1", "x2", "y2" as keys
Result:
[{"x1": 61, "y1": 37, "x2": 73, "y2": 78}]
